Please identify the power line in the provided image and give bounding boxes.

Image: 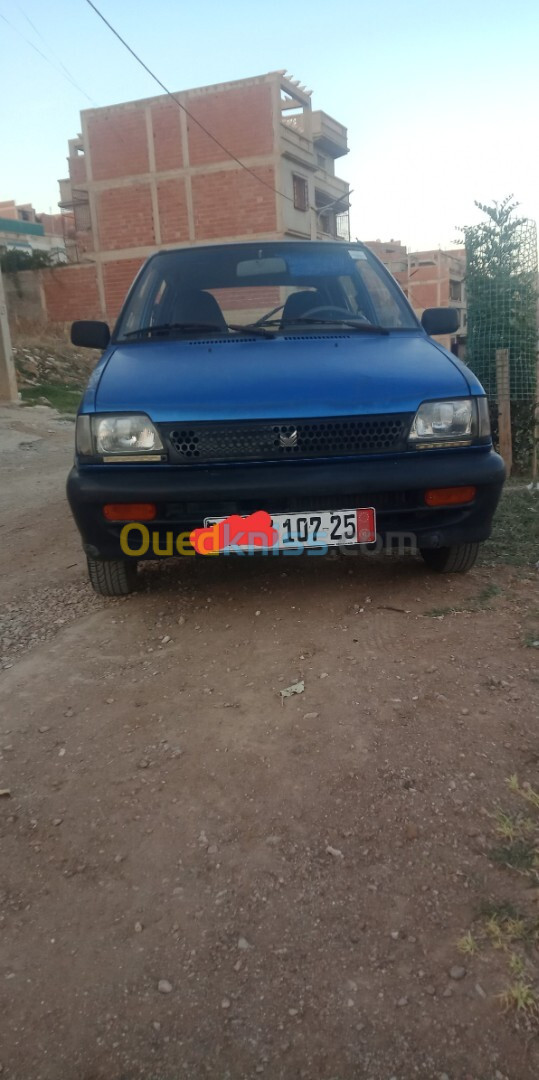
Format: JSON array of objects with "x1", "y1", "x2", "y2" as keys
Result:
[
  {"x1": 8, "y1": 2, "x2": 174, "y2": 203},
  {"x1": 0, "y1": 8, "x2": 94, "y2": 103},
  {"x1": 84, "y1": 0, "x2": 295, "y2": 204},
  {"x1": 13, "y1": 0, "x2": 97, "y2": 104},
  {"x1": 1, "y1": 3, "x2": 158, "y2": 218}
]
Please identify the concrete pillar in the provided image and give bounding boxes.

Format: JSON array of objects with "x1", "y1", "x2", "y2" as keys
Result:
[{"x1": 0, "y1": 269, "x2": 18, "y2": 403}]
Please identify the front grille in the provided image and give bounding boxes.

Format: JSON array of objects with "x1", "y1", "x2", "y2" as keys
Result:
[
  {"x1": 162, "y1": 490, "x2": 412, "y2": 521},
  {"x1": 162, "y1": 415, "x2": 411, "y2": 464}
]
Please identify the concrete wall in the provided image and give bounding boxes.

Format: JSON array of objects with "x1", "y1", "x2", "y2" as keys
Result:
[{"x1": 3, "y1": 270, "x2": 47, "y2": 337}]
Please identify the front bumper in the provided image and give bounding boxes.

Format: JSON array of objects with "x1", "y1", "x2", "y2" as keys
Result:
[{"x1": 67, "y1": 447, "x2": 506, "y2": 559}]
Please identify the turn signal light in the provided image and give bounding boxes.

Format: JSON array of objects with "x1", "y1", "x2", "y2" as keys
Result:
[
  {"x1": 424, "y1": 486, "x2": 476, "y2": 507},
  {"x1": 103, "y1": 503, "x2": 157, "y2": 521}
]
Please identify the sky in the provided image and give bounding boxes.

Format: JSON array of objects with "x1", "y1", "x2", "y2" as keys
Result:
[{"x1": 1, "y1": 0, "x2": 538, "y2": 251}]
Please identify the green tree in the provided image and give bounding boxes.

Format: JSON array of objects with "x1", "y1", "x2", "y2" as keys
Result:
[
  {"x1": 0, "y1": 248, "x2": 54, "y2": 272},
  {"x1": 463, "y1": 196, "x2": 537, "y2": 401}
]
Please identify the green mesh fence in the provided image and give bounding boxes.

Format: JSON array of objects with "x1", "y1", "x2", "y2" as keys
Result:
[{"x1": 464, "y1": 205, "x2": 538, "y2": 401}]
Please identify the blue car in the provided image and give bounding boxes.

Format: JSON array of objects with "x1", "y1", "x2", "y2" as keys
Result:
[{"x1": 67, "y1": 240, "x2": 505, "y2": 595}]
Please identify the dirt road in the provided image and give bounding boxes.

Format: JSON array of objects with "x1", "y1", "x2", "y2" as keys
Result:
[{"x1": 1, "y1": 406, "x2": 538, "y2": 1080}]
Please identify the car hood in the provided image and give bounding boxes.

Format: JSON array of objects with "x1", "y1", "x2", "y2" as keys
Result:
[{"x1": 93, "y1": 331, "x2": 473, "y2": 421}]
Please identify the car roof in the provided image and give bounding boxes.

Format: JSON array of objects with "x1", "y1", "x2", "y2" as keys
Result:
[{"x1": 149, "y1": 239, "x2": 366, "y2": 259}]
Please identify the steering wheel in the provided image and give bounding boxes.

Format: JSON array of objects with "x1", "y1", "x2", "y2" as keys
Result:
[{"x1": 287, "y1": 305, "x2": 367, "y2": 322}]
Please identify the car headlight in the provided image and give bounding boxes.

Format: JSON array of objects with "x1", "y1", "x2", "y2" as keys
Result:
[
  {"x1": 76, "y1": 414, "x2": 164, "y2": 459},
  {"x1": 408, "y1": 398, "x2": 490, "y2": 448}
]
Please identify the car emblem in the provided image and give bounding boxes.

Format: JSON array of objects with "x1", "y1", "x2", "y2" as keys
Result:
[{"x1": 279, "y1": 429, "x2": 298, "y2": 448}]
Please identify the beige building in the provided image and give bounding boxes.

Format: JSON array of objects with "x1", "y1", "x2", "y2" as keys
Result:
[{"x1": 0, "y1": 201, "x2": 71, "y2": 262}]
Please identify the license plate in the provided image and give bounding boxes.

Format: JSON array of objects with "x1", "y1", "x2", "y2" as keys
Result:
[{"x1": 203, "y1": 507, "x2": 376, "y2": 550}]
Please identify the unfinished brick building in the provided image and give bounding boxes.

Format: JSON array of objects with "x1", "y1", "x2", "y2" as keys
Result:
[
  {"x1": 57, "y1": 72, "x2": 350, "y2": 323},
  {"x1": 365, "y1": 240, "x2": 467, "y2": 351}
]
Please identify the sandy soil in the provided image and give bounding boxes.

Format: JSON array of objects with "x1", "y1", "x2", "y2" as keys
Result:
[{"x1": 1, "y1": 405, "x2": 538, "y2": 1080}]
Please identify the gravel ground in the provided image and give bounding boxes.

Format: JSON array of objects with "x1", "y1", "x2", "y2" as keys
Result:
[{"x1": 1, "y1": 581, "x2": 101, "y2": 667}]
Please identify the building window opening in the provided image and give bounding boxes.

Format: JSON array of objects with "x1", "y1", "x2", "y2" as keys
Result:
[{"x1": 292, "y1": 175, "x2": 309, "y2": 212}]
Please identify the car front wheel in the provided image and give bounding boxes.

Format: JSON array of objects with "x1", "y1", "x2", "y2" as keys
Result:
[
  {"x1": 420, "y1": 542, "x2": 480, "y2": 574},
  {"x1": 87, "y1": 557, "x2": 138, "y2": 596}
]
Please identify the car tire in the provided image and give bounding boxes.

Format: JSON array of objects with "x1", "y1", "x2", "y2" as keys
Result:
[
  {"x1": 420, "y1": 542, "x2": 480, "y2": 574},
  {"x1": 87, "y1": 557, "x2": 138, "y2": 596}
]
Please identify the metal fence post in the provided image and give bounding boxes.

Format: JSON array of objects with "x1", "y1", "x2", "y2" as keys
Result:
[
  {"x1": 532, "y1": 353, "x2": 539, "y2": 483},
  {"x1": 496, "y1": 347, "x2": 512, "y2": 476}
]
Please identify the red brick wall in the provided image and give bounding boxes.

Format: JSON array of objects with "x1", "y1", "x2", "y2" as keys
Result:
[
  {"x1": 192, "y1": 166, "x2": 276, "y2": 239},
  {"x1": 0, "y1": 201, "x2": 18, "y2": 220},
  {"x1": 40, "y1": 259, "x2": 146, "y2": 325},
  {"x1": 78, "y1": 84, "x2": 279, "y2": 255},
  {"x1": 157, "y1": 178, "x2": 189, "y2": 243},
  {"x1": 409, "y1": 283, "x2": 438, "y2": 309},
  {"x1": 211, "y1": 286, "x2": 281, "y2": 312},
  {"x1": 103, "y1": 258, "x2": 145, "y2": 321},
  {"x1": 409, "y1": 264, "x2": 439, "y2": 283},
  {"x1": 42, "y1": 265, "x2": 101, "y2": 322},
  {"x1": 151, "y1": 102, "x2": 183, "y2": 171},
  {"x1": 38, "y1": 211, "x2": 75, "y2": 238},
  {"x1": 187, "y1": 83, "x2": 274, "y2": 166},
  {"x1": 88, "y1": 107, "x2": 149, "y2": 180},
  {"x1": 97, "y1": 184, "x2": 155, "y2": 251}
]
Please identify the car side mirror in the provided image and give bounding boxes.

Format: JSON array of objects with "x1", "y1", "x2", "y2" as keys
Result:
[
  {"x1": 71, "y1": 320, "x2": 111, "y2": 349},
  {"x1": 421, "y1": 307, "x2": 459, "y2": 336}
]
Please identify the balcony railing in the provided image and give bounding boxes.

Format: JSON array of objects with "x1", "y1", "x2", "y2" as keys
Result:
[{"x1": 58, "y1": 181, "x2": 89, "y2": 213}]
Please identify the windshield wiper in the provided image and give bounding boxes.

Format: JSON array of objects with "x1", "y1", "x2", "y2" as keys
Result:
[
  {"x1": 122, "y1": 317, "x2": 388, "y2": 341},
  {"x1": 122, "y1": 321, "x2": 276, "y2": 340},
  {"x1": 122, "y1": 322, "x2": 225, "y2": 339},
  {"x1": 227, "y1": 323, "x2": 276, "y2": 339},
  {"x1": 243, "y1": 317, "x2": 389, "y2": 335},
  {"x1": 282, "y1": 317, "x2": 389, "y2": 335}
]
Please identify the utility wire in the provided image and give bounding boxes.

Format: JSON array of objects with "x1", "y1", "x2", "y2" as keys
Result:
[
  {"x1": 0, "y1": 8, "x2": 94, "y2": 103},
  {"x1": 84, "y1": 0, "x2": 295, "y2": 204},
  {"x1": 8, "y1": 1, "x2": 169, "y2": 195},
  {"x1": 13, "y1": 0, "x2": 97, "y2": 104},
  {"x1": 1, "y1": 3, "x2": 166, "y2": 218}
]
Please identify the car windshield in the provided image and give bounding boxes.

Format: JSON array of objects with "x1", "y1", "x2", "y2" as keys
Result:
[{"x1": 114, "y1": 241, "x2": 418, "y2": 341}]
